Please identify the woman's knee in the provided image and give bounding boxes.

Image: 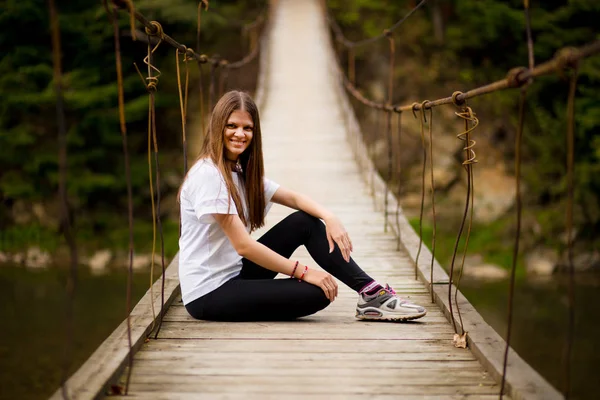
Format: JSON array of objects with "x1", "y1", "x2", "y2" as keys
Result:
[
  {"x1": 287, "y1": 211, "x2": 323, "y2": 232},
  {"x1": 300, "y1": 284, "x2": 330, "y2": 316}
]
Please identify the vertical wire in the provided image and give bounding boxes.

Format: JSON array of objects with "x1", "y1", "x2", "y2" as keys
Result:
[
  {"x1": 176, "y1": 49, "x2": 188, "y2": 174},
  {"x1": 413, "y1": 104, "x2": 427, "y2": 280},
  {"x1": 427, "y1": 107, "x2": 436, "y2": 303},
  {"x1": 49, "y1": 1, "x2": 78, "y2": 398},
  {"x1": 454, "y1": 158, "x2": 474, "y2": 336},
  {"x1": 500, "y1": 87, "x2": 527, "y2": 400},
  {"x1": 384, "y1": 34, "x2": 395, "y2": 233},
  {"x1": 147, "y1": 77, "x2": 157, "y2": 332},
  {"x1": 198, "y1": 64, "x2": 205, "y2": 138},
  {"x1": 448, "y1": 107, "x2": 479, "y2": 334},
  {"x1": 110, "y1": 4, "x2": 135, "y2": 394},
  {"x1": 145, "y1": 45, "x2": 167, "y2": 340},
  {"x1": 395, "y1": 112, "x2": 403, "y2": 251},
  {"x1": 562, "y1": 64, "x2": 579, "y2": 400}
]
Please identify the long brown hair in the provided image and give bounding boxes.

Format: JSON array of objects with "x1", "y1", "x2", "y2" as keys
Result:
[{"x1": 180, "y1": 90, "x2": 266, "y2": 231}]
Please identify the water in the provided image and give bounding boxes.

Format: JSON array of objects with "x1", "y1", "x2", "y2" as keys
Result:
[
  {"x1": 1, "y1": 264, "x2": 597, "y2": 399},
  {"x1": 0, "y1": 264, "x2": 152, "y2": 400},
  {"x1": 459, "y1": 273, "x2": 600, "y2": 400}
]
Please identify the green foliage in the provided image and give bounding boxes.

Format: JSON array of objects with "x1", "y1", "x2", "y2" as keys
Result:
[
  {"x1": 1, "y1": 0, "x2": 265, "y2": 256},
  {"x1": 329, "y1": 0, "x2": 600, "y2": 251}
]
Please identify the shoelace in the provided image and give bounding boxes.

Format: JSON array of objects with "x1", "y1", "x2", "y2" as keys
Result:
[
  {"x1": 384, "y1": 284, "x2": 397, "y2": 295},
  {"x1": 385, "y1": 284, "x2": 414, "y2": 304}
]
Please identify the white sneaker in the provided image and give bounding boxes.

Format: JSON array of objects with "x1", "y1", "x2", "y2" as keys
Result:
[{"x1": 356, "y1": 284, "x2": 427, "y2": 321}]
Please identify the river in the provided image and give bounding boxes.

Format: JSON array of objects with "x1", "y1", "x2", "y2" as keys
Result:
[{"x1": 1, "y1": 264, "x2": 597, "y2": 399}]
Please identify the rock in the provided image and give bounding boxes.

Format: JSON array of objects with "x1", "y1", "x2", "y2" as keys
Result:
[
  {"x1": 462, "y1": 254, "x2": 508, "y2": 280},
  {"x1": 0, "y1": 252, "x2": 7, "y2": 263},
  {"x1": 526, "y1": 248, "x2": 558, "y2": 276},
  {"x1": 132, "y1": 253, "x2": 152, "y2": 270},
  {"x1": 88, "y1": 249, "x2": 113, "y2": 274},
  {"x1": 12, "y1": 252, "x2": 25, "y2": 265},
  {"x1": 557, "y1": 250, "x2": 600, "y2": 272},
  {"x1": 25, "y1": 246, "x2": 51, "y2": 269}
]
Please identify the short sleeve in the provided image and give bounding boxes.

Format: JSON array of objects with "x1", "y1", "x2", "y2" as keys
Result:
[
  {"x1": 186, "y1": 162, "x2": 237, "y2": 224},
  {"x1": 264, "y1": 177, "x2": 280, "y2": 203}
]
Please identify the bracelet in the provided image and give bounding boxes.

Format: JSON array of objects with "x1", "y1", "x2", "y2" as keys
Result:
[
  {"x1": 299, "y1": 265, "x2": 308, "y2": 282},
  {"x1": 290, "y1": 261, "x2": 299, "y2": 279}
]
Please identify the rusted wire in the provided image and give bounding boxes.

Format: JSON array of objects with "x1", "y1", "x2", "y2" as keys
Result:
[
  {"x1": 139, "y1": 28, "x2": 168, "y2": 342},
  {"x1": 219, "y1": 61, "x2": 229, "y2": 97},
  {"x1": 176, "y1": 48, "x2": 191, "y2": 175},
  {"x1": 413, "y1": 101, "x2": 428, "y2": 281},
  {"x1": 447, "y1": 106, "x2": 479, "y2": 334},
  {"x1": 426, "y1": 106, "x2": 436, "y2": 303},
  {"x1": 384, "y1": 34, "x2": 395, "y2": 233},
  {"x1": 328, "y1": 0, "x2": 428, "y2": 48},
  {"x1": 109, "y1": 3, "x2": 135, "y2": 394},
  {"x1": 562, "y1": 63, "x2": 579, "y2": 400},
  {"x1": 197, "y1": 0, "x2": 209, "y2": 53},
  {"x1": 49, "y1": 2, "x2": 78, "y2": 399},
  {"x1": 335, "y1": 39, "x2": 599, "y2": 115},
  {"x1": 500, "y1": 86, "x2": 527, "y2": 400},
  {"x1": 395, "y1": 112, "x2": 403, "y2": 251},
  {"x1": 396, "y1": 40, "x2": 599, "y2": 113},
  {"x1": 112, "y1": 0, "x2": 266, "y2": 69}
]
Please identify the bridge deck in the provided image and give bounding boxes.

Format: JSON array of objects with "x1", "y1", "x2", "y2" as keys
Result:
[{"x1": 112, "y1": 0, "x2": 505, "y2": 398}]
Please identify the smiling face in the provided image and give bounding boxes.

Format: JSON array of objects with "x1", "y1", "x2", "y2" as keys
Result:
[{"x1": 223, "y1": 109, "x2": 254, "y2": 161}]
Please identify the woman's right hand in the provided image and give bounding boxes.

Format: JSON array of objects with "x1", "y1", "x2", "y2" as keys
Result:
[{"x1": 301, "y1": 268, "x2": 338, "y2": 301}]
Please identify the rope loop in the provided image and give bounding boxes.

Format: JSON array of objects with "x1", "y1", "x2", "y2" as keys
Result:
[
  {"x1": 452, "y1": 91, "x2": 465, "y2": 106},
  {"x1": 420, "y1": 100, "x2": 429, "y2": 123},
  {"x1": 220, "y1": 59, "x2": 229, "y2": 67},
  {"x1": 184, "y1": 47, "x2": 196, "y2": 62},
  {"x1": 145, "y1": 21, "x2": 164, "y2": 38},
  {"x1": 411, "y1": 102, "x2": 420, "y2": 119},
  {"x1": 383, "y1": 29, "x2": 392, "y2": 38},
  {"x1": 506, "y1": 67, "x2": 527, "y2": 88}
]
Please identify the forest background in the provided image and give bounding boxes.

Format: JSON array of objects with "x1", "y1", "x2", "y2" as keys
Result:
[
  {"x1": 1, "y1": 0, "x2": 598, "y2": 274},
  {"x1": 1, "y1": 1, "x2": 599, "y2": 399}
]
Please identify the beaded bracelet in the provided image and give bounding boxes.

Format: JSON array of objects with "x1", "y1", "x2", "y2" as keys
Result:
[
  {"x1": 290, "y1": 261, "x2": 299, "y2": 279},
  {"x1": 299, "y1": 265, "x2": 308, "y2": 282}
]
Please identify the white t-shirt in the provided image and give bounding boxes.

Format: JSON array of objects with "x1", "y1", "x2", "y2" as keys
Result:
[{"x1": 178, "y1": 158, "x2": 280, "y2": 305}]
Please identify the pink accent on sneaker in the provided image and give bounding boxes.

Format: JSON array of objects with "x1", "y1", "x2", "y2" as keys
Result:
[
  {"x1": 384, "y1": 284, "x2": 397, "y2": 295},
  {"x1": 359, "y1": 280, "x2": 379, "y2": 294}
]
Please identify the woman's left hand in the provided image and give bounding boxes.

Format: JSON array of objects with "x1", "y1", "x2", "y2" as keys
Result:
[{"x1": 324, "y1": 215, "x2": 353, "y2": 262}]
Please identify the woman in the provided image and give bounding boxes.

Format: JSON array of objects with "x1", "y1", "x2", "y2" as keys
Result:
[{"x1": 178, "y1": 90, "x2": 426, "y2": 322}]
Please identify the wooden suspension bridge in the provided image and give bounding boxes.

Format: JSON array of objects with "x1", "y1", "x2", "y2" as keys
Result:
[{"x1": 49, "y1": 0, "x2": 585, "y2": 398}]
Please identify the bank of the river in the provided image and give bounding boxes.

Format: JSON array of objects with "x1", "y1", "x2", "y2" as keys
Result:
[
  {"x1": 0, "y1": 264, "x2": 152, "y2": 400},
  {"x1": 459, "y1": 273, "x2": 599, "y2": 400}
]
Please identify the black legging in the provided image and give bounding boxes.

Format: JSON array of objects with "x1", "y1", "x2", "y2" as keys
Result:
[{"x1": 185, "y1": 211, "x2": 374, "y2": 321}]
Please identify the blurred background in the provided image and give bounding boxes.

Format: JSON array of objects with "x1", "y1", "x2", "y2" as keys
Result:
[{"x1": 0, "y1": 0, "x2": 598, "y2": 399}]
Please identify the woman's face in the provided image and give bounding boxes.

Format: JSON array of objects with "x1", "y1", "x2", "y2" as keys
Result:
[{"x1": 223, "y1": 109, "x2": 253, "y2": 161}]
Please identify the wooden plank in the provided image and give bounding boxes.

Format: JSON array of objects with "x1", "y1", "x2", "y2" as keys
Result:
[
  {"x1": 137, "y1": 338, "x2": 471, "y2": 354},
  {"x1": 134, "y1": 350, "x2": 476, "y2": 362},
  {"x1": 113, "y1": 392, "x2": 504, "y2": 400}
]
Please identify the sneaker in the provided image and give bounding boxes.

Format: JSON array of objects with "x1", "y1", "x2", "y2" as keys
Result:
[{"x1": 356, "y1": 284, "x2": 427, "y2": 321}]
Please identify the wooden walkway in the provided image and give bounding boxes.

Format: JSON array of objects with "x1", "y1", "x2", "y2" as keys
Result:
[
  {"x1": 51, "y1": 0, "x2": 561, "y2": 399},
  {"x1": 114, "y1": 0, "x2": 503, "y2": 398}
]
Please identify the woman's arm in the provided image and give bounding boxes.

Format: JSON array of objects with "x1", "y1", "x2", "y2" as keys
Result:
[
  {"x1": 213, "y1": 213, "x2": 338, "y2": 301},
  {"x1": 271, "y1": 186, "x2": 353, "y2": 262}
]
